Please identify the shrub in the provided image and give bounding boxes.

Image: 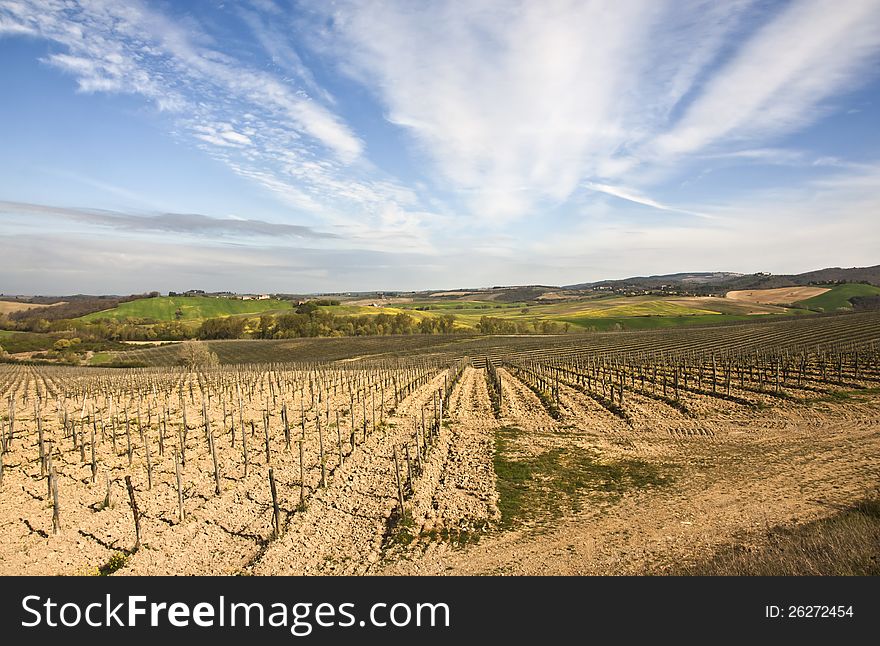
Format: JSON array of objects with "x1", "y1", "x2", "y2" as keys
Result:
[{"x1": 178, "y1": 339, "x2": 220, "y2": 368}]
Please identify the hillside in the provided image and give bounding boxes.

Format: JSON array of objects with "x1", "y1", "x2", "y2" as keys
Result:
[
  {"x1": 795, "y1": 283, "x2": 880, "y2": 312},
  {"x1": 726, "y1": 286, "x2": 830, "y2": 306},
  {"x1": 0, "y1": 300, "x2": 63, "y2": 316},
  {"x1": 565, "y1": 265, "x2": 880, "y2": 293},
  {"x1": 771, "y1": 265, "x2": 880, "y2": 287},
  {"x1": 4, "y1": 294, "x2": 144, "y2": 321},
  {"x1": 565, "y1": 272, "x2": 745, "y2": 290},
  {"x1": 78, "y1": 295, "x2": 293, "y2": 322}
]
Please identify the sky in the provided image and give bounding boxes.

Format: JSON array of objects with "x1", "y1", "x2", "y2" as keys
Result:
[{"x1": 1, "y1": 0, "x2": 879, "y2": 295}]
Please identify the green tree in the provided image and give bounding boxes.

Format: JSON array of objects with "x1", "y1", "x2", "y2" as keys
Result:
[
  {"x1": 438, "y1": 314, "x2": 456, "y2": 333},
  {"x1": 53, "y1": 338, "x2": 73, "y2": 351},
  {"x1": 198, "y1": 317, "x2": 246, "y2": 340}
]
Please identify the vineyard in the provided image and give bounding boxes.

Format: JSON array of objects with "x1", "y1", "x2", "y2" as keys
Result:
[
  {"x1": 1, "y1": 310, "x2": 879, "y2": 575},
  {"x1": 105, "y1": 310, "x2": 880, "y2": 367}
]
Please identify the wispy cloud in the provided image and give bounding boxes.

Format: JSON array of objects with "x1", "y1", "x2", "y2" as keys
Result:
[
  {"x1": 5, "y1": 0, "x2": 878, "y2": 230},
  {"x1": 6, "y1": 0, "x2": 361, "y2": 159},
  {"x1": 537, "y1": 163, "x2": 880, "y2": 279},
  {"x1": 1, "y1": 1, "x2": 879, "y2": 292},
  {"x1": 315, "y1": 0, "x2": 658, "y2": 219},
  {"x1": 701, "y1": 148, "x2": 809, "y2": 165},
  {"x1": 314, "y1": 0, "x2": 880, "y2": 220},
  {"x1": 0, "y1": 200, "x2": 338, "y2": 239},
  {"x1": 584, "y1": 182, "x2": 714, "y2": 220},
  {"x1": 0, "y1": 0, "x2": 430, "y2": 241},
  {"x1": 652, "y1": 0, "x2": 880, "y2": 157}
]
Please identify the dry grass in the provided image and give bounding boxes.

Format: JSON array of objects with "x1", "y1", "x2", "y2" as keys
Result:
[
  {"x1": 726, "y1": 286, "x2": 829, "y2": 305},
  {"x1": 661, "y1": 493, "x2": 880, "y2": 575},
  {"x1": 0, "y1": 300, "x2": 62, "y2": 315}
]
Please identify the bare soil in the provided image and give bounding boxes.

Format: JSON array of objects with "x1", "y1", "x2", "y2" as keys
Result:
[
  {"x1": 377, "y1": 372, "x2": 880, "y2": 575},
  {"x1": 1, "y1": 363, "x2": 877, "y2": 576}
]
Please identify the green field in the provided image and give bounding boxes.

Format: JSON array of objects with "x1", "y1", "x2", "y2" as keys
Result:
[
  {"x1": 79, "y1": 296, "x2": 293, "y2": 322},
  {"x1": 322, "y1": 295, "x2": 789, "y2": 331},
  {"x1": 89, "y1": 351, "x2": 114, "y2": 365},
  {"x1": 67, "y1": 292, "x2": 800, "y2": 333},
  {"x1": 795, "y1": 283, "x2": 880, "y2": 312},
  {"x1": 0, "y1": 329, "x2": 59, "y2": 353},
  {"x1": 556, "y1": 300, "x2": 719, "y2": 318}
]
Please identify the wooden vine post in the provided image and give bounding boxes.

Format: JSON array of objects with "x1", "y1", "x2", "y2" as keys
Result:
[
  {"x1": 125, "y1": 475, "x2": 141, "y2": 551},
  {"x1": 174, "y1": 447, "x2": 185, "y2": 522},
  {"x1": 393, "y1": 446, "x2": 405, "y2": 515},
  {"x1": 50, "y1": 465, "x2": 60, "y2": 535},
  {"x1": 269, "y1": 467, "x2": 280, "y2": 539}
]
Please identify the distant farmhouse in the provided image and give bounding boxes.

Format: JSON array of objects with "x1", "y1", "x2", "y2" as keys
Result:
[
  {"x1": 168, "y1": 289, "x2": 206, "y2": 297},
  {"x1": 167, "y1": 290, "x2": 271, "y2": 300}
]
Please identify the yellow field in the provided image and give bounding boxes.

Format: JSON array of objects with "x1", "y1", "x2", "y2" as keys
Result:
[
  {"x1": 0, "y1": 300, "x2": 63, "y2": 315},
  {"x1": 726, "y1": 286, "x2": 829, "y2": 305}
]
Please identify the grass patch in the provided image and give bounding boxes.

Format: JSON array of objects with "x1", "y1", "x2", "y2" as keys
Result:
[
  {"x1": 567, "y1": 301, "x2": 721, "y2": 318},
  {"x1": 803, "y1": 386, "x2": 880, "y2": 405},
  {"x1": 796, "y1": 283, "x2": 880, "y2": 312},
  {"x1": 89, "y1": 352, "x2": 113, "y2": 366},
  {"x1": 517, "y1": 379, "x2": 563, "y2": 420},
  {"x1": 485, "y1": 369, "x2": 503, "y2": 418},
  {"x1": 664, "y1": 494, "x2": 880, "y2": 575},
  {"x1": 383, "y1": 509, "x2": 418, "y2": 549},
  {"x1": 383, "y1": 508, "x2": 488, "y2": 552},
  {"x1": 419, "y1": 521, "x2": 489, "y2": 548},
  {"x1": 494, "y1": 426, "x2": 669, "y2": 530},
  {"x1": 78, "y1": 295, "x2": 293, "y2": 322},
  {"x1": 0, "y1": 330, "x2": 59, "y2": 353},
  {"x1": 95, "y1": 551, "x2": 128, "y2": 576}
]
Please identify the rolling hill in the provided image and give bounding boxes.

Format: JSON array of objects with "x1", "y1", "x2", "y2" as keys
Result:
[
  {"x1": 795, "y1": 283, "x2": 880, "y2": 312},
  {"x1": 78, "y1": 295, "x2": 293, "y2": 322},
  {"x1": 565, "y1": 265, "x2": 880, "y2": 293}
]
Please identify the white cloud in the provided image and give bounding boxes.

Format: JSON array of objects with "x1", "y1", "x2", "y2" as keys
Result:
[
  {"x1": 0, "y1": 232, "x2": 454, "y2": 294},
  {"x1": 536, "y1": 164, "x2": 880, "y2": 279},
  {"x1": 584, "y1": 182, "x2": 713, "y2": 220},
  {"x1": 2, "y1": 0, "x2": 879, "y2": 291},
  {"x1": 0, "y1": 0, "x2": 440, "y2": 250},
  {"x1": 703, "y1": 148, "x2": 808, "y2": 165},
  {"x1": 0, "y1": 199, "x2": 339, "y2": 239},
  {"x1": 315, "y1": 0, "x2": 880, "y2": 222},
  {"x1": 0, "y1": 0, "x2": 364, "y2": 165},
  {"x1": 653, "y1": 0, "x2": 880, "y2": 157},
  {"x1": 319, "y1": 0, "x2": 658, "y2": 220}
]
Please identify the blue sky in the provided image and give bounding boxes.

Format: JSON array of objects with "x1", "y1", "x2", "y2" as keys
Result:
[{"x1": 1, "y1": 0, "x2": 879, "y2": 295}]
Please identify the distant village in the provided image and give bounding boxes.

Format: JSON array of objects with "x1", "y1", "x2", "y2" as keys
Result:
[
  {"x1": 167, "y1": 289, "x2": 272, "y2": 301},
  {"x1": 164, "y1": 289, "x2": 394, "y2": 305}
]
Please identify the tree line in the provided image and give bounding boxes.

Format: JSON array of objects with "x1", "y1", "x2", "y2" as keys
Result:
[
  {"x1": 0, "y1": 306, "x2": 572, "y2": 347},
  {"x1": 199, "y1": 310, "x2": 459, "y2": 340},
  {"x1": 476, "y1": 316, "x2": 569, "y2": 334}
]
